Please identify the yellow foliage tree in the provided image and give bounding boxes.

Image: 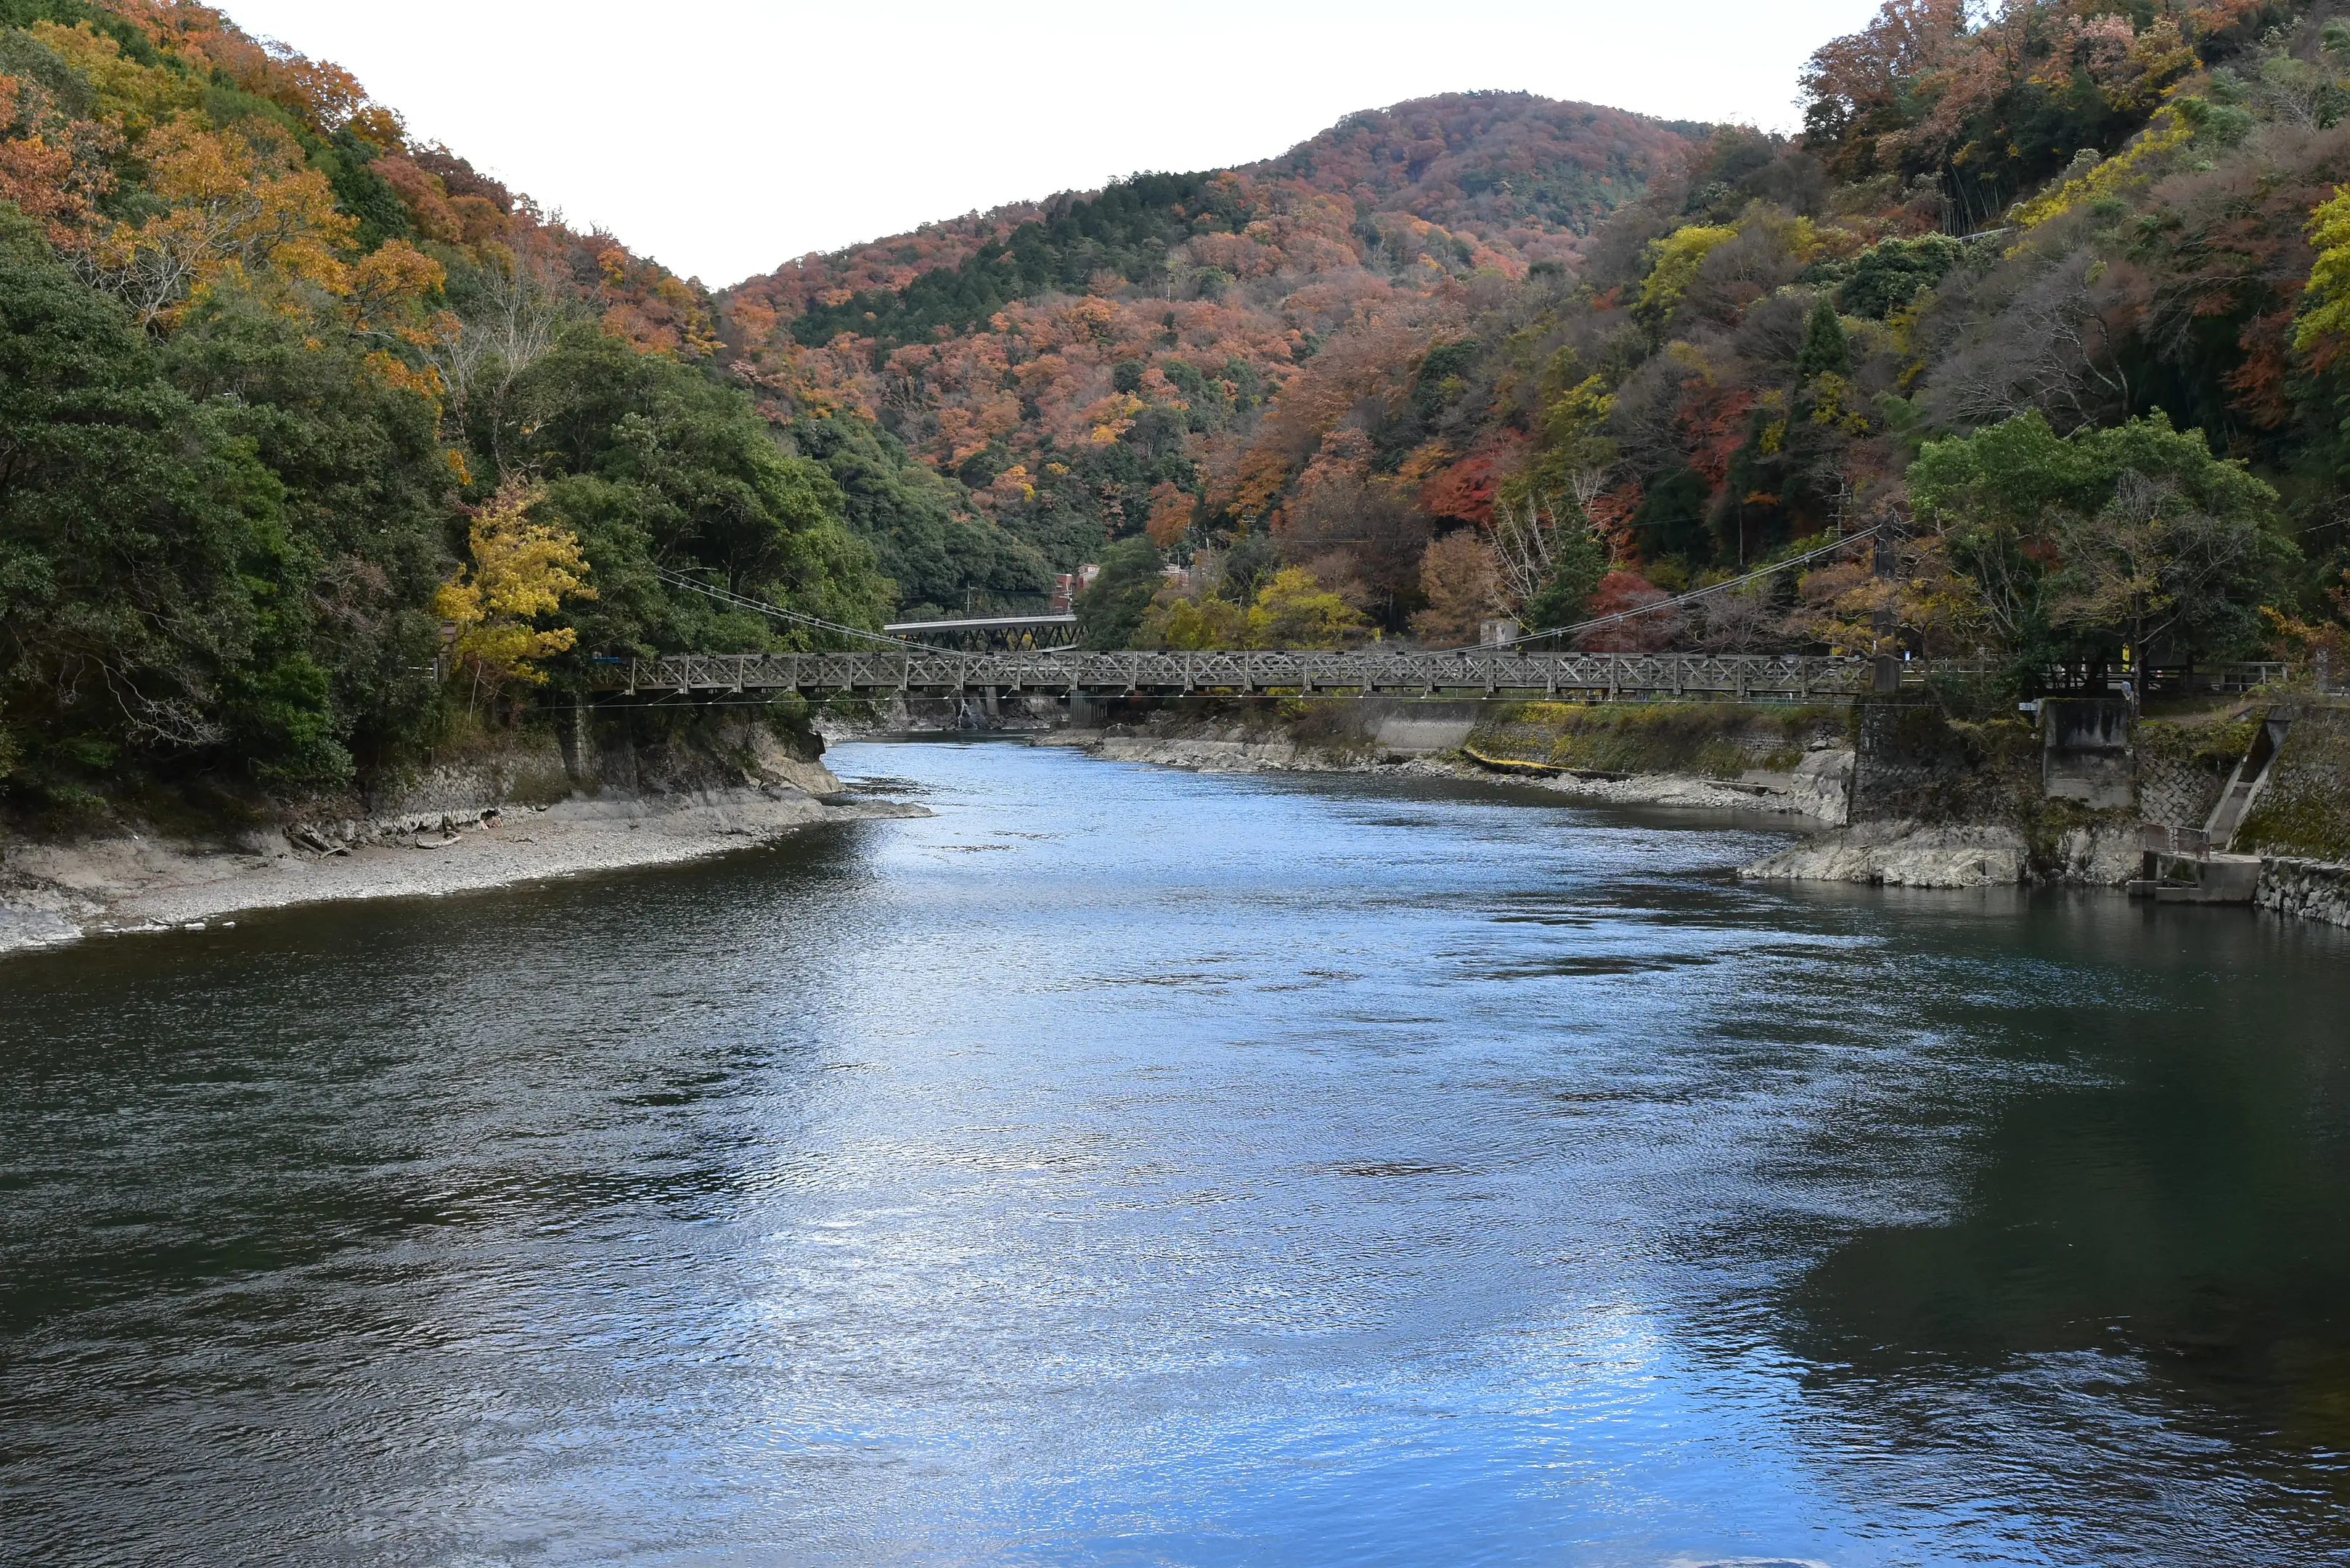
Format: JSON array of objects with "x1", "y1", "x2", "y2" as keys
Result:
[
  {"x1": 1633, "y1": 224, "x2": 1737, "y2": 324},
  {"x1": 1245, "y1": 568, "x2": 1373, "y2": 649},
  {"x1": 2010, "y1": 104, "x2": 2194, "y2": 232},
  {"x1": 433, "y1": 483, "x2": 597, "y2": 690},
  {"x1": 28, "y1": 21, "x2": 199, "y2": 139},
  {"x1": 1139, "y1": 590, "x2": 1246, "y2": 649},
  {"x1": 2295, "y1": 185, "x2": 2350, "y2": 371}
]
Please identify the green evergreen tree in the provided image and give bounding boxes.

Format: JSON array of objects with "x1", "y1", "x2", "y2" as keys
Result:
[
  {"x1": 1077, "y1": 537, "x2": 1164, "y2": 648},
  {"x1": 1521, "y1": 517, "x2": 1611, "y2": 632},
  {"x1": 1797, "y1": 295, "x2": 1851, "y2": 380}
]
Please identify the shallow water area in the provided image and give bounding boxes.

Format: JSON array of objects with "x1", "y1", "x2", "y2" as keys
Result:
[{"x1": 4, "y1": 738, "x2": 2349, "y2": 1567}]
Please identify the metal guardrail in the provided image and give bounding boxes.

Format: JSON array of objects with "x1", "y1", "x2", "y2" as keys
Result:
[
  {"x1": 587, "y1": 650, "x2": 1984, "y2": 701},
  {"x1": 2046, "y1": 662, "x2": 2333, "y2": 698}
]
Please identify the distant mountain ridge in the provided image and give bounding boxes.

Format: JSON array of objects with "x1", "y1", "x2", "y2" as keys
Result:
[
  {"x1": 715, "y1": 93, "x2": 1701, "y2": 616},
  {"x1": 733, "y1": 93, "x2": 1698, "y2": 328}
]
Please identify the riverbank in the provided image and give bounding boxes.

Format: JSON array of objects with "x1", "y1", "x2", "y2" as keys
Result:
[
  {"x1": 0, "y1": 769, "x2": 926, "y2": 957},
  {"x1": 1021, "y1": 697, "x2": 2348, "y2": 902},
  {"x1": 1034, "y1": 727, "x2": 1851, "y2": 820},
  {"x1": 1028, "y1": 696, "x2": 1860, "y2": 822}
]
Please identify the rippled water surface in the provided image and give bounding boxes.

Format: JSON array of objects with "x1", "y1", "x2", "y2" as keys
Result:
[{"x1": 6, "y1": 739, "x2": 2350, "y2": 1567}]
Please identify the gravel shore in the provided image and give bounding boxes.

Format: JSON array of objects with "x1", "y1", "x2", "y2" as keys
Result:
[{"x1": 0, "y1": 782, "x2": 926, "y2": 957}]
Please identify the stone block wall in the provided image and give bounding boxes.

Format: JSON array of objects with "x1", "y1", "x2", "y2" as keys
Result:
[
  {"x1": 1850, "y1": 702, "x2": 2043, "y2": 825},
  {"x1": 2134, "y1": 717, "x2": 2249, "y2": 830},
  {"x1": 2255, "y1": 857, "x2": 2350, "y2": 928}
]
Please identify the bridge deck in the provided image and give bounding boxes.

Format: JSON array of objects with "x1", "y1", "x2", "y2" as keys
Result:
[{"x1": 589, "y1": 650, "x2": 1953, "y2": 701}]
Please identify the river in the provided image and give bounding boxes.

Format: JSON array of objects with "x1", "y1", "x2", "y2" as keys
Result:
[{"x1": 4, "y1": 739, "x2": 2348, "y2": 1567}]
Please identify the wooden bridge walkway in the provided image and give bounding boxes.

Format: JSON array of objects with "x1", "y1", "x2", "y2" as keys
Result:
[{"x1": 589, "y1": 650, "x2": 1959, "y2": 703}]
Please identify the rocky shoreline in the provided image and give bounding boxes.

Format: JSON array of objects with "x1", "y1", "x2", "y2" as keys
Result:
[
  {"x1": 16, "y1": 702, "x2": 2346, "y2": 955},
  {"x1": 1033, "y1": 727, "x2": 1856, "y2": 820},
  {"x1": 1024, "y1": 717, "x2": 2277, "y2": 897}
]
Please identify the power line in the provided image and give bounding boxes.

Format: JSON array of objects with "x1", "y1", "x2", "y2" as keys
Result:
[{"x1": 1459, "y1": 526, "x2": 1885, "y2": 653}]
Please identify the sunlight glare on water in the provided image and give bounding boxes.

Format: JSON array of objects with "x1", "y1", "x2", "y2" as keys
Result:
[{"x1": 4, "y1": 738, "x2": 2348, "y2": 1567}]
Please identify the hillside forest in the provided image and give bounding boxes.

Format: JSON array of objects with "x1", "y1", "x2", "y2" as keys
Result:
[{"x1": 8, "y1": 0, "x2": 2350, "y2": 813}]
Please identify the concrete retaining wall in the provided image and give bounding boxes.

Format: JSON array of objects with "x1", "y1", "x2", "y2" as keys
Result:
[
  {"x1": 2041, "y1": 698, "x2": 2134, "y2": 809},
  {"x1": 1469, "y1": 701, "x2": 1850, "y2": 777},
  {"x1": 2237, "y1": 703, "x2": 2350, "y2": 862}
]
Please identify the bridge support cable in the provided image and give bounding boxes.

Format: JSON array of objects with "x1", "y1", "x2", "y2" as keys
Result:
[
  {"x1": 648, "y1": 568, "x2": 957, "y2": 656},
  {"x1": 1456, "y1": 526, "x2": 1887, "y2": 655}
]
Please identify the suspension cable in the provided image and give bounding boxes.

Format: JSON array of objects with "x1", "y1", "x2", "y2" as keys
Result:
[
  {"x1": 650, "y1": 568, "x2": 954, "y2": 654},
  {"x1": 1457, "y1": 526, "x2": 1885, "y2": 653}
]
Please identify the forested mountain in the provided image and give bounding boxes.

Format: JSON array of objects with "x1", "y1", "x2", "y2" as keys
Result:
[
  {"x1": 0, "y1": 0, "x2": 882, "y2": 807},
  {"x1": 9, "y1": 0, "x2": 2350, "y2": 817},
  {"x1": 727, "y1": 0, "x2": 2350, "y2": 680},
  {"x1": 725, "y1": 95, "x2": 1698, "y2": 613}
]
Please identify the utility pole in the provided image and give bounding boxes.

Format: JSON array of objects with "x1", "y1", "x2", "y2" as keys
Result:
[{"x1": 1871, "y1": 526, "x2": 1901, "y2": 696}]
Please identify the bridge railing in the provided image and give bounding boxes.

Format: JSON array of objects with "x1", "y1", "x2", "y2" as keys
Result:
[{"x1": 588, "y1": 650, "x2": 1986, "y2": 701}]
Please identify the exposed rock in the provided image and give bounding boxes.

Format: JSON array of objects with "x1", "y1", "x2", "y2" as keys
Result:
[
  {"x1": 1731, "y1": 748, "x2": 1855, "y2": 825},
  {"x1": 2044, "y1": 821, "x2": 2143, "y2": 885},
  {"x1": 1740, "y1": 820, "x2": 2027, "y2": 888}
]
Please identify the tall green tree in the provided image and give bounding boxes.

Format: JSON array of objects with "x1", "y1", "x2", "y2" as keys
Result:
[
  {"x1": 1077, "y1": 536, "x2": 1164, "y2": 649},
  {"x1": 1909, "y1": 411, "x2": 2295, "y2": 663},
  {"x1": 492, "y1": 329, "x2": 887, "y2": 661},
  {"x1": 788, "y1": 415, "x2": 1049, "y2": 616},
  {"x1": 0, "y1": 203, "x2": 355, "y2": 792}
]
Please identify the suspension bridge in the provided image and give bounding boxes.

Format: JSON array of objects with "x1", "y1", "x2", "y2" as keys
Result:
[
  {"x1": 612, "y1": 542, "x2": 1962, "y2": 705},
  {"x1": 588, "y1": 648, "x2": 1955, "y2": 703}
]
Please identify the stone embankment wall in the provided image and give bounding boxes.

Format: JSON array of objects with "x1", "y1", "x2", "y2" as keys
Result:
[
  {"x1": 1469, "y1": 701, "x2": 1851, "y2": 777},
  {"x1": 2229, "y1": 703, "x2": 2350, "y2": 929},
  {"x1": 1035, "y1": 696, "x2": 1478, "y2": 770},
  {"x1": 1848, "y1": 705, "x2": 2040, "y2": 824},
  {"x1": 2134, "y1": 718, "x2": 2251, "y2": 830},
  {"x1": 1458, "y1": 701, "x2": 1856, "y2": 818},
  {"x1": 2254, "y1": 858, "x2": 2350, "y2": 926},
  {"x1": 1034, "y1": 696, "x2": 1853, "y2": 815}
]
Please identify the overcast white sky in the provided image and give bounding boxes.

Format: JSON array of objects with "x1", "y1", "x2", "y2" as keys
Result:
[{"x1": 216, "y1": 0, "x2": 1888, "y2": 287}]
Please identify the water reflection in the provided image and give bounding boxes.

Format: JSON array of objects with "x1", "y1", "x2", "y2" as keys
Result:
[
  {"x1": 1767, "y1": 890, "x2": 2350, "y2": 1552},
  {"x1": 1, "y1": 740, "x2": 2346, "y2": 1567}
]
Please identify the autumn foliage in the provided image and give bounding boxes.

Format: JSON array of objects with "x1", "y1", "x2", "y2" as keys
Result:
[
  {"x1": 713, "y1": 0, "x2": 2350, "y2": 668},
  {"x1": 0, "y1": 0, "x2": 880, "y2": 804},
  {"x1": 11, "y1": 0, "x2": 2350, "y2": 808},
  {"x1": 434, "y1": 482, "x2": 596, "y2": 691}
]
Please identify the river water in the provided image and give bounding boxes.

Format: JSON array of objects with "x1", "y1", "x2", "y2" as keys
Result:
[{"x1": 4, "y1": 739, "x2": 2348, "y2": 1567}]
